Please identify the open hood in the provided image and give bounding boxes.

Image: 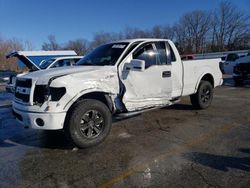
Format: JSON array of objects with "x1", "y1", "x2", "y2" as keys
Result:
[
  {"x1": 6, "y1": 51, "x2": 40, "y2": 71},
  {"x1": 6, "y1": 50, "x2": 77, "y2": 71}
]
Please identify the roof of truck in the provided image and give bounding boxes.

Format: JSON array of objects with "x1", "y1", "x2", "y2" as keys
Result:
[{"x1": 109, "y1": 38, "x2": 170, "y2": 43}]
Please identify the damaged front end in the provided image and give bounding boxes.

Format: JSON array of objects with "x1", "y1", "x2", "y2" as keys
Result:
[
  {"x1": 12, "y1": 76, "x2": 69, "y2": 130},
  {"x1": 12, "y1": 65, "x2": 122, "y2": 130}
]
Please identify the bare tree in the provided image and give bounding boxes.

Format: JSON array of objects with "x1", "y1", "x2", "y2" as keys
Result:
[
  {"x1": 123, "y1": 27, "x2": 150, "y2": 39},
  {"x1": 24, "y1": 40, "x2": 34, "y2": 51},
  {"x1": 161, "y1": 25, "x2": 175, "y2": 40},
  {"x1": 144, "y1": 25, "x2": 173, "y2": 39},
  {"x1": 0, "y1": 37, "x2": 24, "y2": 71},
  {"x1": 173, "y1": 23, "x2": 188, "y2": 54},
  {"x1": 150, "y1": 25, "x2": 163, "y2": 38},
  {"x1": 42, "y1": 35, "x2": 61, "y2": 50},
  {"x1": 64, "y1": 39, "x2": 89, "y2": 55},
  {"x1": 174, "y1": 10, "x2": 212, "y2": 54},
  {"x1": 89, "y1": 32, "x2": 121, "y2": 50},
  {"x1": 211, "y1": 1, "x2": 250, "y2": 51}
]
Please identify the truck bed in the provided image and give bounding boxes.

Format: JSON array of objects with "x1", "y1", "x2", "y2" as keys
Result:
[{"x1": 182, "y1": 58, "x2": 222, "y2": 96}]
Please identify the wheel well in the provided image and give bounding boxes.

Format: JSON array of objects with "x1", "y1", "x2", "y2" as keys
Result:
[
  {"x1": 201, "y1": 74, "x2": 214, "y2": 87},
  {"x1": 64, "y1": 92, "x2": 114, "y2": 129},
  {"x1": 67, "y1": 92, "x2": 113, "y2": 114},
  {"x1": 79, "y1": 92, "x2": 113, "y2": 111}
]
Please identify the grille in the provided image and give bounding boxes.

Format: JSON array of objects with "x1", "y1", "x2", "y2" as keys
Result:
[
  {"x1": 238, "y1": 63, "x2": 250, "y2": 74},
  {"x1": 15, "y1": 78, "x2": 32, "y2": 103},
  {"x1": 15, "y1": 92, "x2": 30, "y2": 102}
]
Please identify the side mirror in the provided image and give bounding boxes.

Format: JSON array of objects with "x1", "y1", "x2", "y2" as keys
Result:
[{"x1": 126, "y1": 59, "x2": 145, "y2": 71}]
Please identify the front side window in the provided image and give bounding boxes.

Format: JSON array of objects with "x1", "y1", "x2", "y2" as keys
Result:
[
  {"x1": 77, "y1": 43, "x2": 129, "y2": 66},
  {"x1": 227, "y1": 54, "x2": 239, "y2": 61},
  {"x1": 133, "y1": 43, "x2": 157, "y2": 68}
]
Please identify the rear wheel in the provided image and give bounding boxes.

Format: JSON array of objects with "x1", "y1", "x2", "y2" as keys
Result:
[
  {"x1": 190, "y1": 80, "x2": 213, "y2": 109},
  {"x1": 65, "y1": 99, "x2": 112, "y2": 148}
]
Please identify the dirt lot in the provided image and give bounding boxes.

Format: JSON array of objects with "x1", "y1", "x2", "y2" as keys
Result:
[{"x1": 0, "y1": 77, "x2": 249, "y2": 188}]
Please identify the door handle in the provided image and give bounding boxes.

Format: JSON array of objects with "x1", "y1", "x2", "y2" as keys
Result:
[{"x1": 162, "y1": 71, "x2": 171, "y2": 78}]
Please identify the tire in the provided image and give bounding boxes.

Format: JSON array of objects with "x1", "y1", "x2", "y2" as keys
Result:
[
  {"x1": 233, "y1": 77, "x2": 243, "y2": 86},
  {"x1": 190, "y1": 80, "x2": 214, "y2": 109},
  {"x1": 64, "y1": 99, "x2": 112, "y2": 148}
]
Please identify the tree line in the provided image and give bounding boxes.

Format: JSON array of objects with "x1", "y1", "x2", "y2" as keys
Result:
[{"x1": 1, "y1": 1, "x2": 249, "y2": 71}]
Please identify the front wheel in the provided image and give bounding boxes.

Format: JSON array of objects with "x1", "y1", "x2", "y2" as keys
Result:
[
  {"x1": 64, "y1": 99, "x2": 112, "y2": 148},
  {"x1": 190, "y1": 80, "x2": 214, "y2": 109}
]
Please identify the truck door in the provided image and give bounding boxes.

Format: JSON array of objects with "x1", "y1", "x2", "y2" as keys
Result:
[
  {"x1": 121, "y1": 42, "x2": 172, "y2": 111},
  {"x1": 224, "y1": 53, "x2": 239, "y2": 74}
]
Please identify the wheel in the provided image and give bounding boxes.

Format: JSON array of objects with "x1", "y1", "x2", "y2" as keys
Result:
[
  {"x1": 64, "y1": 99, "x2": 112, "y2": 148},
  {"x1": 233, "y1": 77, "x2": 243, "y2": 86},
  {"x1": 190, "y1": 80, "x2": 213, "y2": 109}
]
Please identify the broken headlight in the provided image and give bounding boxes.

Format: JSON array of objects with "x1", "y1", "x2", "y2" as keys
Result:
[
  {"x1": 33, "y1": 85, "x2": 66, "y2": 105},
  {"x1": 49, "y1": 87, "x2": 66, "y2": 101},
  {"x1": 33, "y1": 85, "x2": 50, "y2": 105}
]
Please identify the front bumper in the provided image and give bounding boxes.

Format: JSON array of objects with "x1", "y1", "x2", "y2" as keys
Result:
[{"x1": 13, "y1": 106, "x2": 67, "y2": 130}]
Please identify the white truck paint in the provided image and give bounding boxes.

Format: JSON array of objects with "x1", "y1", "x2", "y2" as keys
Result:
[{"x1": 12, "y1": 39, "x2": 223, "y2": 148}]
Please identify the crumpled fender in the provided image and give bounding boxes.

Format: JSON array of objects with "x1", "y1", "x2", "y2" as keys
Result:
[{"x1": 48, "y1": 70, "x2": 119, "y2": 112}]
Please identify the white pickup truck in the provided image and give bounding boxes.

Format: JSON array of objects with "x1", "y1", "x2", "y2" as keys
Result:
[{"x1": 12, "y1": 39, "x2": 223, "y2": 148}]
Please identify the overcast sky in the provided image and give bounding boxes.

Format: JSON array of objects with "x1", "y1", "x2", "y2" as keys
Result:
[{"x1": 0, "y1": 0, "x2": 249, "y2": 49}]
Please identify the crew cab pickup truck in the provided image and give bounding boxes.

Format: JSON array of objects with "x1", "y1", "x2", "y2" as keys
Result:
[
  {"x1": 6, "y1": 50, "x2": 82, "y2": 93},
  {"x1": 12, "y1": 39, "x2": 223, "y2": 148}
]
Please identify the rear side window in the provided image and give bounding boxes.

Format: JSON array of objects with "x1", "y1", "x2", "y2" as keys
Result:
[
  {"x1": 133, "y1": 43, "x2": 157, "y2": 68},
  {"x1": 155, "y1": 42, "x2": 168, "y2": 65},
  {"x1": 167, "y1": 43, "x2": 176, "y2": 62}
]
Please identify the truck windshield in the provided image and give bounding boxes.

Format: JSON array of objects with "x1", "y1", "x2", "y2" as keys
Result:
[{"x1": 77, "y1": 42, "x2": 128, "y2": 66}]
